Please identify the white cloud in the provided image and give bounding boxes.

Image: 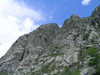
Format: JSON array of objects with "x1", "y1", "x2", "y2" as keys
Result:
[
  {"x1": 82, "y1": 0, "x2": 91, "y2": 5},
  {"x1": 0, "y1": 0, "x2": 44, "y2": 58}
]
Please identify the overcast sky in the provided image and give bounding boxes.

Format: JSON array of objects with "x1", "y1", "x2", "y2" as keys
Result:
[{"x1": 0, "y1": 0, "x2": 100, "y2": 58}]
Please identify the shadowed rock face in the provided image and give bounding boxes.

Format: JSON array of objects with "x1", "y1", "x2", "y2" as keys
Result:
[
  {"x1": 0, "y1": 23, "x2": 59, "y2": 74},
  {"x1": 0, "y1": 6, "x2": 100, "y2": 75}
]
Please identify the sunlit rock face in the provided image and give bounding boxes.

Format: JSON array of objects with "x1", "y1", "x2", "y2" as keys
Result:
[{"x1": 0, "y1": 5, "x2": 100, "y2": 75}]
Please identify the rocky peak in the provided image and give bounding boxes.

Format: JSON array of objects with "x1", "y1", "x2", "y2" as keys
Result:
[
  {"x1": 29, "y1": 23, "x2": 59, "y2": 37},
  {"x1": 63, "y1": 14, "x2": 80, "y2": 25},
  {"x1": 91, "y1": 5, "x2": 100, "y2": 28},
  {"x1": 70, "y1": 14, "x2": 80, "y2": 20},
  {"x1": 26, "y1": 23, "x2": 59, "y2": 50},
  {"x1": 92, "y1": 5, "x2": 100, "y2": 17},
  {"x1": 38, "y1": 23, "x2": 59, "y2": 30},
  {"x1": 61, "y1": 14, "x2": 81, "y2": 32},
  {"x1": 0, "y1": 5, "x2": 100, "y2": 75}
]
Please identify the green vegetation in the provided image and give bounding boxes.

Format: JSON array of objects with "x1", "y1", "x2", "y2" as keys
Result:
[
  {"x1": 96, "y1": 63, "x2": 100, "y2": 73},
  {"x1": 71, "y1": 69, "x2": 80, "y2": 75},
  {"x1": 41, "y1": 62, "x2": 53, "y2": 73},
  {"x1": 96, "y1": 6, "x2": 100, "y2": 11},
  {"x1": 31, "y1": 46, "x2": 100, "y2": 75},
  {"x1": 83, "y1": 33, "x2": 89, "y2": 40},
  {"x1": 86, "y1": 47, "x2": 100, "y2": 66},
  {"x1": 31, "y1": 72, "x2": 35, "y2": 75},
  {"x1": 49, "y1": 45, "x2": 63, "y2": 57},
  {"x1": 61, "y1": 67, "x2": 80, "y2": 75},
  {"x1": 31, "y1": 60, "x2": 56, "y2": 75},
  {"x1": 88, "y1": 58, "x2": 97, "y2": 67},
  {"x1": 61, "y1": 67, "x2": 71, "y2": 75},
  {"x1": 78, "y1": 46, "x2": 100, "y2": 67},
  {"x1": 0, "y1": 72, "x2": 8, "y2": 75},
  {"x1": 92, "y1": 63, "x2": 100, "y2": 75},
  {"x1": 87, "y1": 47, "x2": 98, "y2": 56},
  {"x1": 78, "y1": 46, "x2": 100, "y2": 75}
]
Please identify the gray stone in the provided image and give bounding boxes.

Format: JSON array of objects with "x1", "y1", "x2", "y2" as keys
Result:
[{"x1": 0, "y1": 5, "x2": 100, "y2": 75}]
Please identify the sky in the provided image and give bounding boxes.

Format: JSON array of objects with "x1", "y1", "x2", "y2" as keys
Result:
[{"x1": 0, "y1": 0, "x2": 100, "y2": 58}]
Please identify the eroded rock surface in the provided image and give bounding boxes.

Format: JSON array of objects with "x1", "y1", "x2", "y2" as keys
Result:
[{"x1": 0, "y1": 5, "x2": 100, "y2": 75}]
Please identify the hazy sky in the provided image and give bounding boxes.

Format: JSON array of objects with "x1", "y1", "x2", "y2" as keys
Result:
[{"x1": 0, "y1": 0, "x2": 100, "y2": 58}]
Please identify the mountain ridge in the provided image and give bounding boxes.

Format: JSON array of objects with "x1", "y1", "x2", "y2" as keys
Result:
[{"x1": 0, "y1": 5, "x2": 100, "y2": 75}]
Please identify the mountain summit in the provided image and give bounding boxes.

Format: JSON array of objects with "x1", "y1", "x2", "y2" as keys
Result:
[{"x1": 0, "y1": 5, "x2": 100, "y2": 75}]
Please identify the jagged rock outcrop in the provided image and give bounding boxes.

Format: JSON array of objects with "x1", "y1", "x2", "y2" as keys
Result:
[{"x1": 0, "y1": 5, "x2": 100, "y2": 75}]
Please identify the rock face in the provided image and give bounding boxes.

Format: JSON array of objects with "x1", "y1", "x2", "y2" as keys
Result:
[{"x1": 0, "y1": 5, "x2": 100, "y2": 75}]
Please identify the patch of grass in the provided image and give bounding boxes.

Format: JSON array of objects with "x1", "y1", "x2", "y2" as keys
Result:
[
  {"x1": 78, "y1": 46, "x2": 100, "y2": 75},
  {"x1": 0, "y1": 72, "x2": 8, "y2": 75},
  {"x1": 83, "y1": 33, "x2": 89, "y2": 40},
  {"x1": 97, "y1": 63, "x2": 100, "y2": 72},
  {"x1": 93, "y1": 63, "x2": 100, "y2": 75},
  {"x1": 40, "y1": 60, "x2": 55, "y2": 73},
  {"x1": 78, "y1": 47, "x2": 100, "y2": 67},
  {"x1": 78, "y1": 49, "x2": 86, "y2": 68},
  {"x1": 78, "y1": 46, "x2": 100, "y2": 73},
  {"x1": 49, "y1": 45, "x2": 63, "y2": 57},
  {"x1": 71, "y1": 69, "x2": 80, "y2": 75},
  {"x1": 61, "y1": 67, "x2": 81, "y2": 75},
  {"x1": 86, "y1": 47, "x2": 100, "y2": 67},
  {"x1": 61, "y1": 67, "x2": 71, "y2": 75},
  {"x1": 88, "y1": 58, "x2": 98, "y2": 67},
  {"x1": 87, "y1": 47, "x2": 98, "y2": 57},
  {"x1": 31, "y1": 72, "x2": 35, "y2": 75}
]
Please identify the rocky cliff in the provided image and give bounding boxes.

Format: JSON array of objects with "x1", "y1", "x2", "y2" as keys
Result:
[{"x1": 0, "y1": 5, "x2": 100, "y2": 75}]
